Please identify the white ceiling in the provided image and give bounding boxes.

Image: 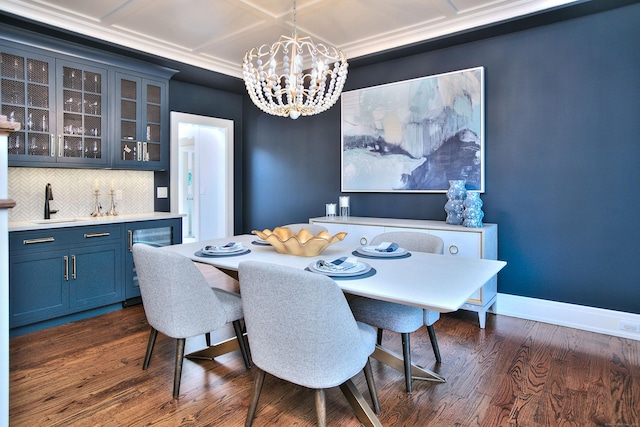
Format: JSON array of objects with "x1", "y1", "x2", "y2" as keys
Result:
[{"x1": 1, "y1": 0, "x2": 579, "y2": 79}]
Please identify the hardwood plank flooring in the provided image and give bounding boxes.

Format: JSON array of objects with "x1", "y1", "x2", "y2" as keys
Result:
[{"x1": 9, "y1": 270, "x2": 640, "y2": 426}]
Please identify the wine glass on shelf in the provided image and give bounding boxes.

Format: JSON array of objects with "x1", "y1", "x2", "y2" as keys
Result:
[
  {"x1": 28, "y1": 136, "x2": 37, "y2": 155},
  {"x1": 13, "y1": 58, "x2": 21, "y2": 79}
]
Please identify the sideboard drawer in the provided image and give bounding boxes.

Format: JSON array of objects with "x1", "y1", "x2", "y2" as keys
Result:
[
  {"x1": 428, "y1": 230, "x2": 481, "y2": 258},
  {"x1": 345, "y1": 224, "x2": 383, "y2": 246},
  {"x1": 383, "y1": 226, "x2": 481, "y2": 258},
  {"x1": 320, "y1": 222, "x2": 380, "y2": 246}
]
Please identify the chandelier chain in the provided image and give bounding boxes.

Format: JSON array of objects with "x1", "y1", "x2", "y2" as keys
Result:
[{"x1": 292, "y1": 0, "x2": 297, "y2": 39}]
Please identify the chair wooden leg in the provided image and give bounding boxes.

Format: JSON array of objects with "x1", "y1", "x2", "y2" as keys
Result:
[
  {"x1": 427, "y1": 324, "x2": 442, "y2": 363},
  {"x1": 246, "y1": 368, "x2": 266, "y2": 427},
  {"x1": 205, "y1": 332, "x2": 211, "y2": 347},
  {"x1": 314, "y1": 389, "x2": 327, "y2": 427},
  {"x1": 401, "y1": 332, "x2": 412, "y2": 393},
  {"x1": 142, "y1": 327, "x2": 158, "y2": 370},
  {"x1": 233, "y1": 320, "x2": 252, "y2": 369},
  {"x1": 376, "y1": 328, "x2": 384, "y2": 346},
  {"x1": 172, "y1": 338, "x2": 186, "y2": 399},
  {"x1": 363, "y1": 359, "x2": 381, "y2": 414}
]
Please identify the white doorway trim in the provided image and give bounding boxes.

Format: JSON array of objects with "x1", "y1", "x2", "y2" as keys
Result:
[{"x1": 170, "y1": 112, "x2": 234, "y2": 239}]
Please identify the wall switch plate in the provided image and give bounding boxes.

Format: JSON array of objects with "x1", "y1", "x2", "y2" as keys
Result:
[{"x1": 157, "y1": 187, "x2": 168, "y2": 199}]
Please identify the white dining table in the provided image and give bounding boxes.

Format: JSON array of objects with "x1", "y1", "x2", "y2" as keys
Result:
[
  {"x1": 162, "y1": 234, "x2": 506, "y2": 313},
  {"x1": 160, "y1": 234, "x2": 506, "y2": 427}
]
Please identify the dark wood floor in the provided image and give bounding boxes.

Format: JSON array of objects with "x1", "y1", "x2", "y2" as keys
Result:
[{"x1": 9, "y1": 267, "x2": 640, "y2": 426}]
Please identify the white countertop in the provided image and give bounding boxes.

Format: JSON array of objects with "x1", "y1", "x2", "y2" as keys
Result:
[{"x1": 9, "y1": 212, "x2": 184, "y2": 232}]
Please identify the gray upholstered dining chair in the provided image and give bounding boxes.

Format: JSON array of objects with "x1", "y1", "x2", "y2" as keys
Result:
[
  {"x1": 132, "y1": 243, "x2": 251, "y2": 399},
  {"x1": 238, "y1": 260, "x2": 381, "y2": 427},
  {"x1": 281, "y1": 222, "x2": 328, "y2": 235},
  {"x1": 348, "y1": 231, "x2": 444, "y2": 393}
]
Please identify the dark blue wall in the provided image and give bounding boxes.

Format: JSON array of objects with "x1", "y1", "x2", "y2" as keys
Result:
[
  {"x1": 166, "y1": 81, "x2": 245, "y2": 234},
  {"x1": 242, "y1": 3, "x2": 640, "y2": 314}
]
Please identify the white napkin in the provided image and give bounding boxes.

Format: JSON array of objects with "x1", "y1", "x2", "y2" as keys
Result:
[
  {"x1": 375, "y1": 242, "x2": 399, "y2": 252},
  {"x1": 315, "y1": 256, "x2": 358, "y2": 272},
  {"x1": 203, "y1": 242, "x2": 243, "y2": 253}
]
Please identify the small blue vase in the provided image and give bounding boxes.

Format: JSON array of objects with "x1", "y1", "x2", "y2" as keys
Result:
[
  {"x1": 463, "y1": 191, "x2": 484, "y2": 228},
  {"x1": 445, "y1": 180, "x2": 466, "y2": 225}
]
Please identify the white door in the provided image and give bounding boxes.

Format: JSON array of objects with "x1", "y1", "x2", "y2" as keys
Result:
[{"x1": 170, "y1": 112, "x2": 234, "y2": 242}]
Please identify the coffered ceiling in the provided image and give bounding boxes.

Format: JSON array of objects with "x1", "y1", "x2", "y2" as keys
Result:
[{"x1": 1, "y1": 0, "x2": 579, "y2": 78}]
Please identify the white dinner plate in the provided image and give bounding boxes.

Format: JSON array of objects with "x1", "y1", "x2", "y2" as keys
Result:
[
  {"x1": 357, "y1": 246, "x2": 408, "y2": 257},
  {"x1": 201, "y1": 244, "x2": 245, "y2": 255},
  {"x1": 195, "y1": 248, "x2": 251, "y2": 257},
  {"x1": 308, "y1": 260, "x2": 371, "y2": 277}
]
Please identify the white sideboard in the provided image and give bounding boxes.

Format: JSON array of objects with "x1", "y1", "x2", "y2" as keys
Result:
[{"x1": 310, "y1": 216, "x2": 498, "y2": 328}]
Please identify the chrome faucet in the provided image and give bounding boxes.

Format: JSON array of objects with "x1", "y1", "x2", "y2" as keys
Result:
[{"x1": 44, "y1": 183, "x2": 58, "y2": 219}]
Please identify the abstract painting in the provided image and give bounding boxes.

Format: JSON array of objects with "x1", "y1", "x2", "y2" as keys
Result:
[{"x1": 341, "y1": 66, "x2": 484, "y2": 193}]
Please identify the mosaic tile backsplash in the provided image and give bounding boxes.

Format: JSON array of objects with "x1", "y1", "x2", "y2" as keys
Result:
[{"x1": 8, "y1": 167, "x2": 154, "y2": 222}]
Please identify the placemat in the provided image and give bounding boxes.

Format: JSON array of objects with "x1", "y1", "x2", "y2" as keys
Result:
[{"x1": 305, "y1": 267, "x2": 377, "y2": 280}]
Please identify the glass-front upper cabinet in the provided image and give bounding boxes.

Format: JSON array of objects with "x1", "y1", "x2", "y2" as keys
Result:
[
  {"x1": 55, "y1": 61, "x2": 107, "y2": 166},
  {"x1": 2, "y1": 48, "x2": 56, "y2": 164},
  {"x1": 113, "y1": 72, "x2": 168, "y2": 170},
  {"x1": 1, "y1": 44, "x2": 108, "y2": 166}
]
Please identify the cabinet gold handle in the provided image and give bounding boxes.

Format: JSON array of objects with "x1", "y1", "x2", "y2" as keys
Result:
[
  {"x1": 50, "y1": 134, "x2": 56, "y2": 157},
  {"x1": 63, "y1": 255, "x2": 69, "y2": 281},
  {"x1": 142, "y1": 142, "x2": 148, "y2": 161},
  {"x1": 137, "y1": 142, "x2": 142, "y2": 161},
  {"x1": 128, "y1": 230, "x2": 133, "y2": 252},
  {"x1": 84, "y1": 232, "x2": 110, "y2": 238},
  {"x1": 58, "y1": 135, "x2": 62, "y2": 157},
  {"x1": 449, "y1": 245, "x2": 459, "y2": 255},
  {"x1": 71, "y1": 255, "x2": 76, "y2": 280},
  {"x1": 23, "y1": 237, "x2": 55, "y2": 245}
]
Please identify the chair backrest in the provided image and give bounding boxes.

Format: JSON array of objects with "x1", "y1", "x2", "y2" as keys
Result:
[
  {"x1": 282, "y1": 223, "x2": 328, "y2": 235},
  {"x1": 238, "y1": 260, "x2": 372, "y2": 389},
  {"x1": 370, "y1": 231, "x2": 444, "y2": 254},
  {"x1": 132, "y1": 243, "x2": 228, "y2": 338}
]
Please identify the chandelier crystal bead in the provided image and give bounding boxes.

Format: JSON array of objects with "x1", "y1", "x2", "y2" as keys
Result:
[{"x1": 242, "y1": 0, "x2": 348, "y2": 119}]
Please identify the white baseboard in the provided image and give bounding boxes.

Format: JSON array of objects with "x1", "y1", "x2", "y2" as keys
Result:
[{"x1": 495, "y1": 293, "x2": 640, "y2": 341}]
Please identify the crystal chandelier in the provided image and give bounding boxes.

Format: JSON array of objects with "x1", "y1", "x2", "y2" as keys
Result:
[{"x1": 242, "y1": 0, "x2": 348, "y2": 119}]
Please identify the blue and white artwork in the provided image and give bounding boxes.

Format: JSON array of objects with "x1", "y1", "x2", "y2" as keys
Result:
[{"x1": 341, "y1": 67, "x2": 484, "y2": 193}]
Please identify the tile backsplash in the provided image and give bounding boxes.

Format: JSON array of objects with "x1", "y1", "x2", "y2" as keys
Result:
[{"x1": 8, "y1": 167, "x2": 154, "y2": 222}]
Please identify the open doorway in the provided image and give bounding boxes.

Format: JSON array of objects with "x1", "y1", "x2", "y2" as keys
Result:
[{"x1": 170, "y1": 112, "x2": 234, "y2": 242}]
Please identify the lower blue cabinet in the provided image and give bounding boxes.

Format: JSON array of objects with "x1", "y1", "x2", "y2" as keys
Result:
[
  {"x1": 9, "y1": 224, "x2": 123, "y2": 329},
  {"x1": 70, "y1": 243, "x2": 122, "y2": 310},
  {"x1": 9, "y1": 248, "x2": 70, "y2": 327},
  {"x1": 9, "y1": 218, "x2": 182, "y2": 330}
]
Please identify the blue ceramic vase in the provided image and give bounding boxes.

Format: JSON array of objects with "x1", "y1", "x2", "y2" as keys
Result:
[
  {"x1": 445, "y1": 180, "x2": 466, "y2": 225},
  {"x1": 463, "y1": 191, "x2": 484, "y2": 228}
]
